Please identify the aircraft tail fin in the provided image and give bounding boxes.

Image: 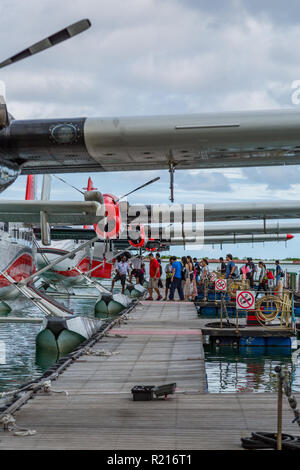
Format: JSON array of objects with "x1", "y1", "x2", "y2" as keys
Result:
[{"x1": 25, "y1": 175, "x2": 36, "y2": 200}]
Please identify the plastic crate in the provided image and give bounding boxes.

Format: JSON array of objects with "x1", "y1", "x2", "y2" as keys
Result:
[{"x1": 131, "y1": 385, "x2": 155, "y2": 401}]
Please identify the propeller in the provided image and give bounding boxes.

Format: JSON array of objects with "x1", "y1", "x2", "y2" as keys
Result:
[
  {"x1": 117, "y1": 176, "x2": 160, "y2": 201},
  {"x1": 0, "y1": 18, "x2": 91, "y2": 69}
]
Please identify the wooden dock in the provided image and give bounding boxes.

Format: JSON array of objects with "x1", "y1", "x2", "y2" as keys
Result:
[{"x1": 0, "y1": 300, "x2": 299, "y2": 450}]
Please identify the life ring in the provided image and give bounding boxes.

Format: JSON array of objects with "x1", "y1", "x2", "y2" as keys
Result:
[
  {"x1": 129, "y1": 224, "x2": 146, "y2": 248},
  {"x1": 94, "y1": 193, "x2": 121, "y2": 239}
]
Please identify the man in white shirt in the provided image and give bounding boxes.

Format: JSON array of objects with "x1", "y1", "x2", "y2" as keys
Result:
[
  {"x1": 129, "y1": 255, "x2": 144, "y2": 285},
  {"x1": 111, "y1": 255, "x2": 130, "y2": 294}
]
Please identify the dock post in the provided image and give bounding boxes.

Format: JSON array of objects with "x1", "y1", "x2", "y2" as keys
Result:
[
  {"x1": 275, "y1": 366, "x2": 283, "y2": 450},
  {"x1": 220, "y1": 293, "x2": 223, "y2": 328},
  {"x1": 235, "y1": 308, "x2": 239, "y2": 335}
]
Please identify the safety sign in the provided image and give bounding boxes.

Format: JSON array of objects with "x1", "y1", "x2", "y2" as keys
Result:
[
  {"x1": 215, "y1": 279, "x2": 227, "y2": 291},
  {"x1": 236, "y1": 291, "x2": 255, "y2": 310}
]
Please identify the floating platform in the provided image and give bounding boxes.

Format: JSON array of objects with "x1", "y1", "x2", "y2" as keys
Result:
[{"x1": 1, "y1": 301, "x2": 300, "y2": 450}]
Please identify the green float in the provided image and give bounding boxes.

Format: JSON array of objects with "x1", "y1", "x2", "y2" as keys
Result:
[
  {"x1": 94, "y1": 293, "x2": 131, "y2": 318},
  {"x1": 36, "y1": 315, "x2": 102, "y2": 365},
  {"x1": 0, "y1": 301, "x2": 11, "y2": 315},
  {"x1": 124, "y1": 284, "x2": 147, "y2": 299}
]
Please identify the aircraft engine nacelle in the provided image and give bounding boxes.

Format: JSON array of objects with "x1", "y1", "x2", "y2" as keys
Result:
[
  {"x1": 93, "y1": 193, "x2": 121, "y2": 239},
  {"x1": 145, "y1": 238, "x2": 161, "y2": 252},
  {"x1": 128, "y1": 224, "x2": 146, "y2": 248}
]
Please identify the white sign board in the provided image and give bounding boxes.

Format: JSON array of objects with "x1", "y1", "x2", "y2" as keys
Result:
[
  {"x1": 210, "y1": 272, "x2": 217, "y2": 282},
  {"x1": 215, "y1": 279, "x2": 227, "y2": 292},
  {"x1": 236, "y1": 291, "x2": 255, "y2": 310}
]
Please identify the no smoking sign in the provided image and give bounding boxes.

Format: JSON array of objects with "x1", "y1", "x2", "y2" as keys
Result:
[
  {"x1": 236, "y1": 291, "x2": 255, "y2": 310},
  {"x1": 215, "y1": 279, "x2": 227, "y2": 291}
]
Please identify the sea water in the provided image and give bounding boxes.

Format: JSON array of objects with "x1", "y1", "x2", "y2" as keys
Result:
[{"x1": 0, "y1": 296, "x2": 98, "y2": 393}]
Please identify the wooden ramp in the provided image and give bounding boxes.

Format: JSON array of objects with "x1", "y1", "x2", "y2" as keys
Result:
[{"x1": 0, "y1": 301, "x2": 299, "y2": 450}]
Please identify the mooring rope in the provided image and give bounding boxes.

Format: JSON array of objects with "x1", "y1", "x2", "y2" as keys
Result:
[
  {"x1": 84, "y1": 349, "x2": 120, "y2": 357},
  {"x1": 276, "y1": 366, "x2": 300, "y2": 426},
  {"x1": 0, "y1": 414, "x2": 37, "y2": 436}
]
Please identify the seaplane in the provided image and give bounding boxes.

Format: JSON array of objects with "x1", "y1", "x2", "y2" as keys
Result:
[{"x1": 0, "y1": 18, "x2": 299, "y2": 300}]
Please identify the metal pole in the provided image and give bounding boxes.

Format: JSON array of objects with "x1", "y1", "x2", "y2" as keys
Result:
[
  {"x1": 236, "y1": 308, "x2": 239, "y2": 335},
  {"x1": 220, "y1": 293, "x2": 223, "y2": 328},
  {"x1": 275, "y1": 366, "x2": 283, "y2": 450}
]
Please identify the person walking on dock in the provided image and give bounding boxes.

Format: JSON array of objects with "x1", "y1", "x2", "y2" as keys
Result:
[
  {"x1": 164, "y1": 256, "x2": 173, "y2": 301},
  {"x1": 275, "y1": 260, "x2": 284, "y2": 286},
  {"x1": 156, "y1": 252, "x2": 163, "y2": 289},
  {"x1": 219, "y1": 257, "x2": 226, "y2": 276},
  {"x1": 111, "y1": 255, "x2": 130, "y2": 294},
  {"x1": 129, "y1": 255, "x2": 144, "y2": 285},
  {"x1": 146, "y1": 253, "x2": 162, "y2": 301},
  {"x1": 225, "y1": 254, "x2": 237, "y2": 279},
  {"x1": 246, "y1": 257, "x2": 256, "y2": 288},
  {"x1": 255, "y1": 261, "x2": 268, "y2": 298},
  {"x1": 169, "y1": 256, "x2": 184, "y2": 301}
]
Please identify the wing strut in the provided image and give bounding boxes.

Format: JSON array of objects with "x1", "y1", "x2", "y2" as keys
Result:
[{"x1": 168, "y1": 160, "x2": 177, "y2": 203}]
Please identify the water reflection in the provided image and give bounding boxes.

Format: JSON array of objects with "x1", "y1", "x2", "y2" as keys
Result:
[{"x1": 204, "y1": 344, "x2": 297, "y2": 393}]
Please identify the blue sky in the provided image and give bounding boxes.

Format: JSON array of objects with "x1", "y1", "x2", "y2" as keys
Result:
[{"x1": 1, "y1": 0, "x2": 300, "y2": 260}]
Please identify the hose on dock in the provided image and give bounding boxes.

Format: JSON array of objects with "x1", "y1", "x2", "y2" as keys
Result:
[
  {"x1": 241, "y1": 366, "x2": 300, "y2": 450},
  {"x1": 241, "y1": 432, "x2": 300, "y2": 450}
]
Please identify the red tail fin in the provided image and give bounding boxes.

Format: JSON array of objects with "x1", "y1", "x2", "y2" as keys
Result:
[
  {"x1": 83, "y1": 177, "x2": 97, "y2": 192},
  {"x1": 25, "y1": 175, "x2": 35, "y2": 200},
  {"x1": 83, "y1": 177, "x2": 97, "y2": 228}
]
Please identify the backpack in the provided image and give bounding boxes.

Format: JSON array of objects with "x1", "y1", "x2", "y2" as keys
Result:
[
  {"x1": 231, "y1": 265, "x2": 239, "y2": 278},
  {"x1": 181, "y1": 266, "x2": 187, "y2": 280}
]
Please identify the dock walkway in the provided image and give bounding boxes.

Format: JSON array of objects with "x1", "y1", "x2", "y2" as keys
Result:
[{"x1": 0, "y1": 300, "x2": 299, "y2": 450}]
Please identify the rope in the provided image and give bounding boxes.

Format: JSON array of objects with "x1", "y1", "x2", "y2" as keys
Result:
[
  {"x1": 254, "y1": 291, "x2": 294, "y2": 327},
  {"x1": 0, "y1": 414, "x2": 37, "y2": 436},
  {"x1": 84, "y1": 349, "x2": 120, "y2": 357},
  {"x1": 276, "y1": 366, "x2": 300, "y2": 426},
  {"x1": 40, "y1": 380, "x2": 68, "y2": 396}
]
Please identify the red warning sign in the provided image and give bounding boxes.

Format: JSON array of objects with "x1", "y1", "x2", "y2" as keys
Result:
[
  {"x1": 236, "y1": 291, "x2": 255, "y2": 310},
  {"x1": 215, "y1": 279, "x2": 227, "y2": 291}
]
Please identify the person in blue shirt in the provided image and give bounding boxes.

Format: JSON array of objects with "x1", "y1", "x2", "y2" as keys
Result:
[
  {"x1": 225, "y1": 254, "x2": 237, "y2": 279},
  {"x1": 169, "y1": 256, "x2": 184, "y2": 301}
]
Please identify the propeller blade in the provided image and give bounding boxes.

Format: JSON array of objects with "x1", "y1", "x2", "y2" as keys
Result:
[
  {"x1": 0, "y1": 18, "x2": 91, "y2": 69},
  {"x1": 118, "y1": 177, "x2": 160, "y2": 201},
  {"x1": 53, "y1": 175, "x2": 84, "y2": 195}
]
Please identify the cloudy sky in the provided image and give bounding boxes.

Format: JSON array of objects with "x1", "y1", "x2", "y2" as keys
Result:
[{"x1": 1, "y1": 0, "x2": 300, "y2": 259}]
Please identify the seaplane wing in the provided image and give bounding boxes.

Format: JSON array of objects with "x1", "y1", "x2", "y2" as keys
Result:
[
  {"x1": 1, "y1": 19, "x2": 300, "y2": 194},
  {"x1": 161, "y1": 234, "x2": 293, "y2": 246},
  {"x1": 0, "y1": 200, "x2": 103, "y2": 225},
  {"x1": 4, "y1": 109, "x2": 300, "y2": 175},
  {"x1": 125, "y1": 200, "x2": 300, "y2": 223}
]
